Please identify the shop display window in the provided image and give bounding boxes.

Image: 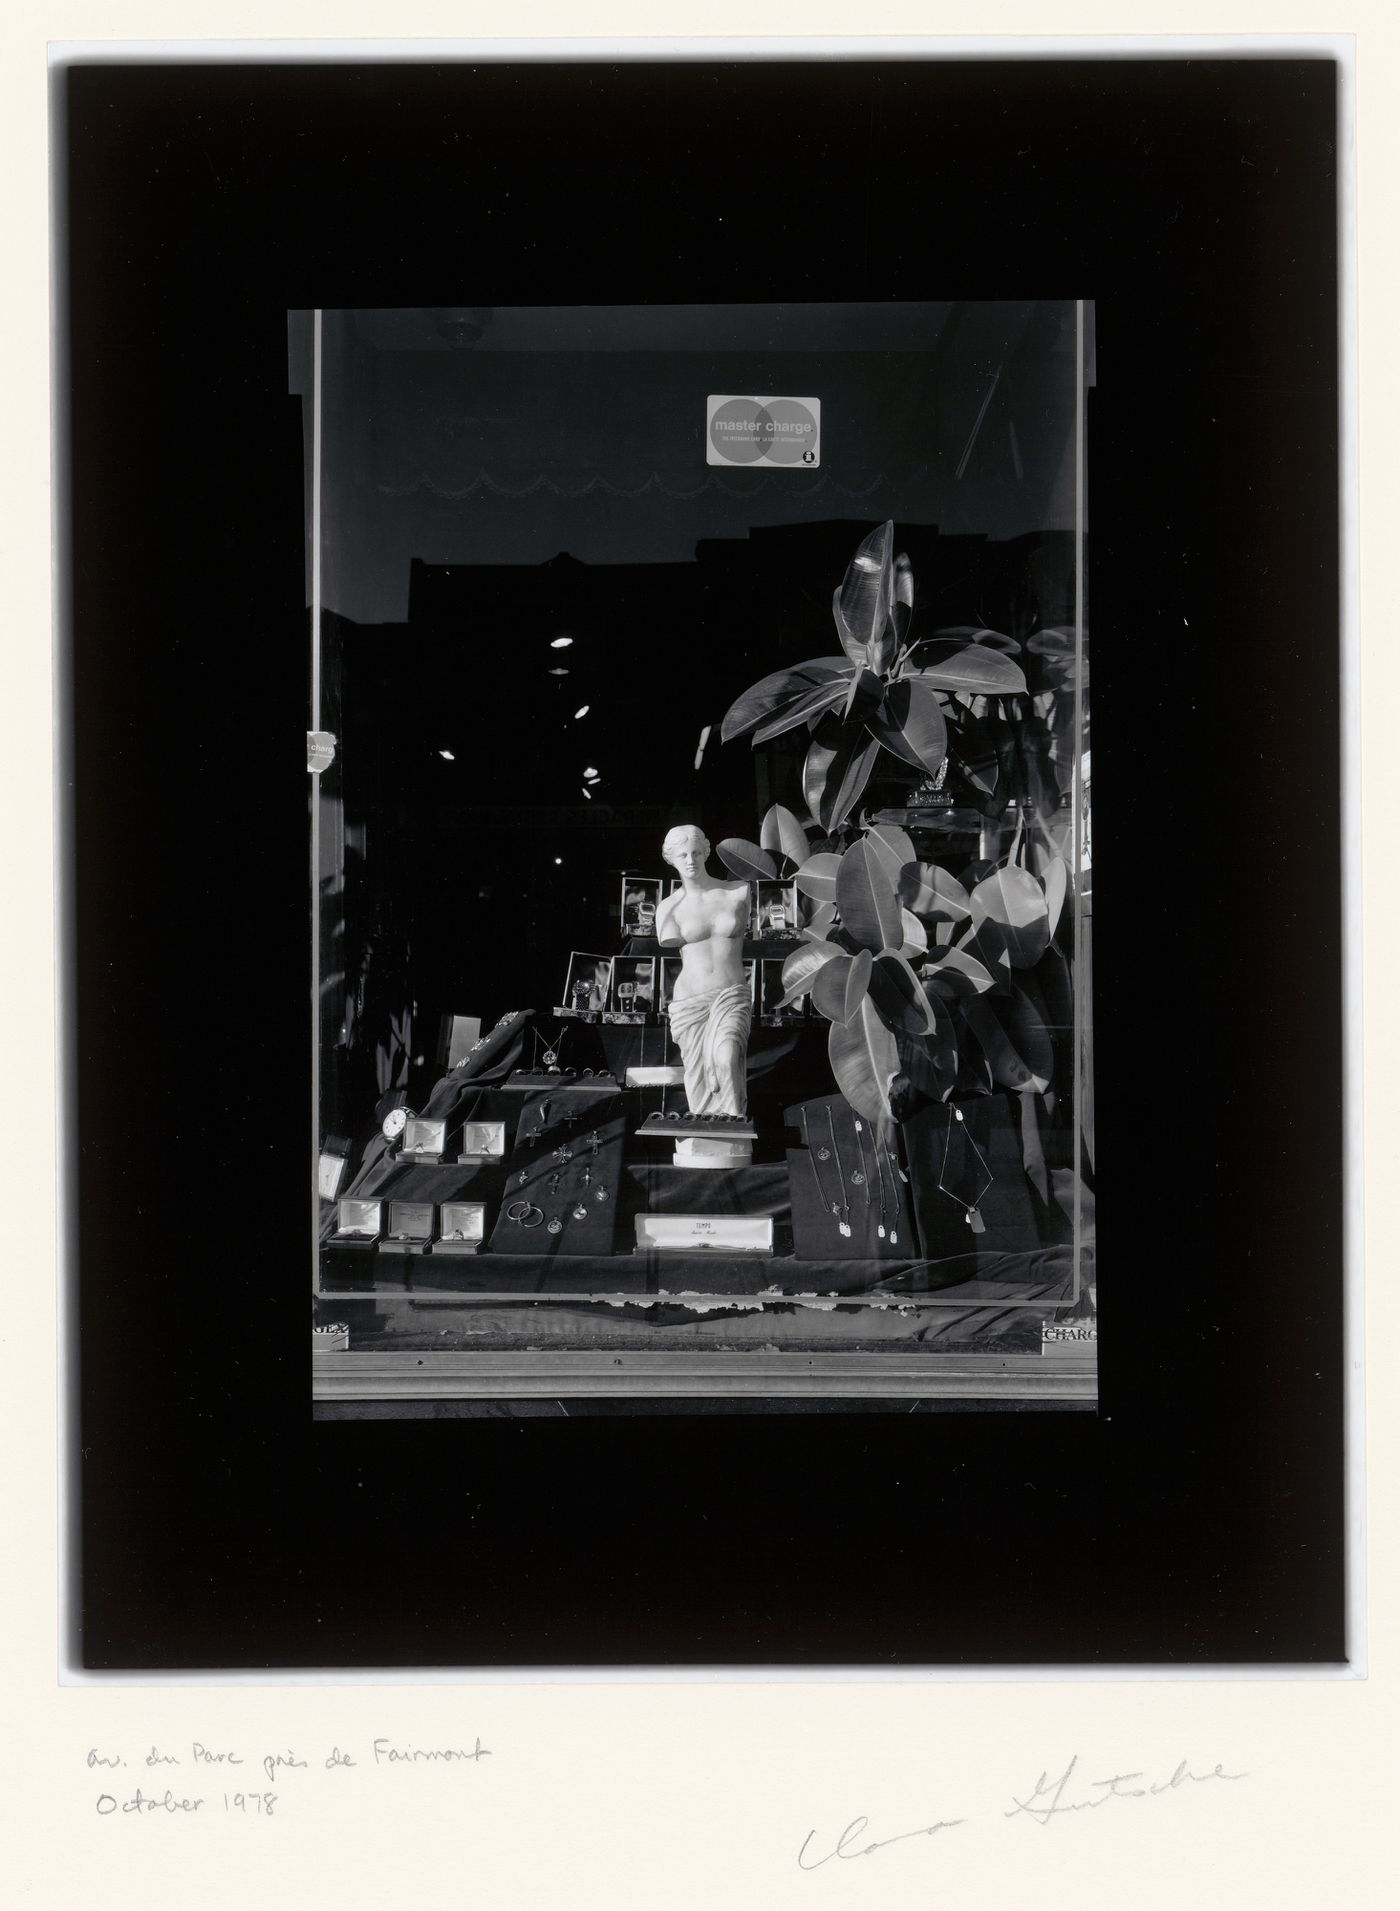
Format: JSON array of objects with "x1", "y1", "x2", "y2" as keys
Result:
[{"x1": 295, "y1": 300, "x2": 1094, "y2": 1406}]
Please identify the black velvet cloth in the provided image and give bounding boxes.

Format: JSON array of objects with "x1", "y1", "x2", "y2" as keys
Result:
[
  {"x1": 322, "y1": 1017, "x2": 1069, "y2": 1299},
  {"x1": 784, "y1": 1092, "x2": 919, "y2": 1263},
  {"x1": 900, "y1": 1094, "x2": 1044, "y2": 1259},
  {"x1": 318, "y1": 1245, "x2": 1077, "y2": 1302},
  {"x1": 486, "y1": 1084, "x2": 628, "y2": 1257},
  {"x1": 345, "y1": 1077, "x2": 528, "y2": 1198}
]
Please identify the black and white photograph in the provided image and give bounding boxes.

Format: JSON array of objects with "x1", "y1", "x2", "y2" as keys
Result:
[
  {"x1": 560, "y1": 950, "x2": 612, "y2": 1014},
  {"x1": 50, "y1": 46, "x2": 1352, "y2": 1710},
  {"x1": 620, "y1": 873, "x2": 663, "y2": 937},
  {"x1": 753, "y1": 878, "x2": 800, "y2": 937},
  {"x1": 610, "y1": 954, "x2": 658, "y2": 1016},
  {"x1": 303, "y1": 292, "x2": 1097, "y2": 1410}
]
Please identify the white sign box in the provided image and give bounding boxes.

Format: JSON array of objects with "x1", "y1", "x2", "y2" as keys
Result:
[{"x1": 634, "y1": 1214, "x2": 773, "y2": 1254}]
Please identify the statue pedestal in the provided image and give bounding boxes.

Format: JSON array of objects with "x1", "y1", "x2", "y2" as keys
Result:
[
  {"x1": 624, "y1": 1064, "x2": 686, "y2": 1088},
  {"x1": 671, "y1": 1135, "x2": 754, "y2": 1171}
]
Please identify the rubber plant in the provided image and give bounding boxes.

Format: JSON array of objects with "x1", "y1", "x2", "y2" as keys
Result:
[{"x1": 718, "y1": 521, "x2": 1073, "y2": 1141}]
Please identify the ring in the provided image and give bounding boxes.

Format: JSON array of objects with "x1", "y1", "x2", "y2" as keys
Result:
[{"x1": 506, "y1": 1200, "x2": 545, "y2": 1228}]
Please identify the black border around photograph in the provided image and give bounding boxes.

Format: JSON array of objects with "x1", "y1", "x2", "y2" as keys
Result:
[{"x1": 59, "y1": 54, "x2": 1344, "y2": 1670}]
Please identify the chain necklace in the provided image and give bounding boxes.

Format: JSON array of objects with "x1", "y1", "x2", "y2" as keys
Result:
[
  {"x1": 938, "y1": 1104, "x2": 993, "y2": 1230},
  {"x1": 823, "y1": 1107, "x2": 854, "y2": 1235},
  {"x1": 874, "y1": 1134, "x2": 900, "y2": 1246},
  {"x1": 851, "y1": 1117, "x2": 870, "y2": 1192},
  {"x1": 803, "y1": 1110, "x2": 851, "y2": 1236}
]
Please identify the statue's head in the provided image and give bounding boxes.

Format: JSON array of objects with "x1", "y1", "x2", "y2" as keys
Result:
[{"x1": 661, "y1": 825, "x2": 709, "y2": 878}]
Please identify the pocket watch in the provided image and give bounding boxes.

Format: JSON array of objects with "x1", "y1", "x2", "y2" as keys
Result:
[{"x1": 381, "y1": 1106, "x2": 411, "y2": 1140}]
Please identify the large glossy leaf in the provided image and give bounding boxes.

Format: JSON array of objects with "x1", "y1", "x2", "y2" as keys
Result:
[
  {"x1": 863, "y1": 822, "x2": 917, "y2": 885},
  {"x1": 923, "y1": 943, "x2": 995, "y2": 1002},
  {"x1": 834, "y1": 521, "x2": 897, "y2": 672},
  {"x1": 749, "y1": 677, "x2": 851, "y2": 747},
  {"x1": 720, "y1": 657, "x2": 852, "y2": 743},
  {"x1": 867, "y1": 679, "x2": 949, "y2": 777},
  {"x1": 827, "y1": 996, "x2": 900, "y2": 1124},
  {"x1": 901, "y1": 861, "x2": 972, "y2": 921},
  {"x1": 928, "y1": 623, "x2": 1022, "y2": 655},
  {"x1": 891, "y1": 550, "x2": 915, "y2": 649},
  {"x1": 1041, "y1": 856, "x2": 1069, "y2": 939},
  {"x1": 803, "y1": 718, "x2": 882, "y2": 832},
  {"x1": 760, "y1": 804, "x2": 811, "y2": 870},
  {"x1": 804, "y1": 900, "x2": 838, "y2": 939},
  {"x1": 778, "y1": 937, "x2": 842, "y2": 1009},
  {"x1": 841, "y1": 666, "x2": 886, "y2": 723},
  {"x1": 898, "y1": 909, "x2": 928, "y2": 957},
  {"x1": 830, "y1": 587, "x2": 867, "y2": 668},
  {"x1": 956, "y1": 915, "x2": 1013, "y2": 993},
  {"x1": 716, "y1": 838, "x2": 777, "y2": 881},
  {"x1": 834, "y1": 837, "x2": 904, "y2": 953},
  {"x1": 892, "y1": 1031, "x2": 959, "y2": 1109},
  {"x1": 970, "y1": 866, "x2": 1050, "y2": 969},
  {"x1": 868, "y1": 951, "x2": 937, "y2": 1035},
  {"x1": 793, "y1": 852, "x2": 842, "y2": 902},
  {"x1": 964, "y1": 988, "x2": 1052, "y2": 1094},
  {"x1": 810, "y1": 948, "x2": 872, "y2": 1025},
  {"x1": 1026, "y1": 625, "x2": 1075, "y2": 658},
  {"x1": 909, "y1": 646, "x2": 1028, "y2": 697}
]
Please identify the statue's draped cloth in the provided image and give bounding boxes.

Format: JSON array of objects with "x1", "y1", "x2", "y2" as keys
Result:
[{"x1": 667, "y1": 982, "x2": 751, "y2": 1116}]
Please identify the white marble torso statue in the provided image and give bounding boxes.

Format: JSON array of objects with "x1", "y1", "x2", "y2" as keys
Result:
[{"x1": 655, "y1": 825, "x2": 752, "y2": 1117}]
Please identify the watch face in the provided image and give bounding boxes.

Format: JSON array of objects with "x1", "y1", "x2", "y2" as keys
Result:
[{"x1": 381, "y1": 1107, "x2": 408, "y2": 1139}]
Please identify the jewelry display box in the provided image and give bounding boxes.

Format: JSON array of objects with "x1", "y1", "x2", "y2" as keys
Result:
[
  {"x1": 324, "y1": 1196, "x2": 383, "y2": 1258},
  {"x1": 431, "y1": 1201, "x2": 487, "y2": 1255},
  {"x1": 400, "y1": 1116, "x2": 448, "y2": 1162},
  {"x1": 456, "y1": 1120, "x2": 506, "y2": 1163},
  {"x1": 376, "y1": 1199, "x2": 436, "y2": 1256}
]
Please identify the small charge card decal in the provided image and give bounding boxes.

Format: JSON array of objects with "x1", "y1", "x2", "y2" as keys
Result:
[{"x1": 706, "y1": 395, "x2": 821, "y2": 468}]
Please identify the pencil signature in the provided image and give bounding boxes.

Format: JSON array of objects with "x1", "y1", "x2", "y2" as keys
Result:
[
  {"x1": 796, "y1": 1755, "x2": 1248, "y2": 1867},
  {"x1": 1005, "y1": 1754, "x2": 1249, "y2": 1826},
  {"x1": 797, "y1": 1812, "x2": 968, "y2": 1868}
]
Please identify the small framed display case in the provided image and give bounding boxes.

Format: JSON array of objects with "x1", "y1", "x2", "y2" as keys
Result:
[
  {"x1": 431, "y1": 1202, "x2": 487, "y2": 1255},
  {"x1": 317, "y1": 1138, "x2": 351, "y2": 1201},
  {"x1": 324, "y1": 1197, "x2": 384, "y2": 1258},
  {"x1": 607, "y1": 954, "x2": 657, "y2": 1022},
  {"x1": 561, "y1": 950, "x2": 613, "y2": 1016},
  {"x1": 376, "y1": 1200, "x2": 436, "y2": 1256},
  {"x1": 752, "y1": 879, "x2": 800, "y2": 939},
  {"x1": 456, "y1": 1120, "x2": 506, "y2": 1163},
  {"x1": 619, "y1": 874, "x2": 663, "y2": 938},
  {"x1": 400, "y1": 1115, "x2": 448, "y2": 1162}
]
